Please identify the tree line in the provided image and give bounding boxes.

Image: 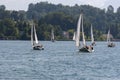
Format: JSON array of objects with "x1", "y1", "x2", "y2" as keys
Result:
[{"x1": 0, "y1": 2, "x2": 120, "y2": 40}]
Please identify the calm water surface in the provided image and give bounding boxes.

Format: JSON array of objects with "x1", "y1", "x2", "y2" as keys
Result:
[{"x1": 0, "y1": 41, "x2": 120, "y2": 80}]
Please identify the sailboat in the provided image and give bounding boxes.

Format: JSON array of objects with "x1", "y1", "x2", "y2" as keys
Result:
[
  {"x1": 73, "y1": 32, "x2": 76, "y2": 41},
  {"x1": 107, "y1": 29, "x2": 115, "y2": 47},
  {"x1": 91, "y1": 24, "x2": 96, "y2": 46},
  {"x1": 51, "y1": 29, "x2": 55, "y2": 42},
  {"x1": 31, "y1": 23, "x2": 44, "y2": 50},
  {"x1": 75, "y1": 13, "x2": 94, "y2": 52}
]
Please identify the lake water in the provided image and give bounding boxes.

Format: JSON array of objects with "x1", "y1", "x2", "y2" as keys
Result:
[{"x1": 0, "y1": 41, "x2": 120, "y2": 80}]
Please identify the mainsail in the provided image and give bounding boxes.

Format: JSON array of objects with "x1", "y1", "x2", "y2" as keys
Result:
[
  {"x1": 51, "y1": 29, "x2": 55, "y2": 41},
  {"x1": 81, "y1": 15, "x2": 86, "y2": 46},
  {"x1": 73, "y1": 32, "x2": 76, "y2": 41},
  {"x1": 75, "y1": 14, "x2": 82, "y2": 47},
  {"x1": 31, "y1": 24, "x2": 34, "y2": 46},
  {"x1": 107, "y1": 29, "x2": 110, "y2": 43},
  {"x1": 91, "y1": 24, "x2": 94, "y2": 43},
  {"x1": 33, "y1": 24, "x2": 39, "y2": 44},
  {"x1": 31, "y1": 23, "x2": 39, "y2": 47}
]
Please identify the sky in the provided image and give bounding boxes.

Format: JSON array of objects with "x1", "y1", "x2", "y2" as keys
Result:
[{"x1": 0, "y1": 0, "x2": 119, "y2": 12}]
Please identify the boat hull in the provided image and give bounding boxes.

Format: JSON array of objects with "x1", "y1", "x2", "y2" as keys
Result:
[
  {"x1": 79, "y1": 46, "x2": 94, "y2": 53},
  {"x1": 108, "y1": 43, "x2": 115, "y2": 47},
  {"x1": 33, "y1": 46, "x2": 44, "y2": 50}
]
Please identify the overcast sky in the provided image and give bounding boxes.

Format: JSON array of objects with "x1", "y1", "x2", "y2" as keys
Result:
[{"x1": 0, "y1": 0, "x2": 119, "y2": 12}]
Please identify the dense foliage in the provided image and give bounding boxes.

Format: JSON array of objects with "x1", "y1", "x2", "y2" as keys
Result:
[{"x1": 0, "y1": 2, "x2": 120, "y2": 40}]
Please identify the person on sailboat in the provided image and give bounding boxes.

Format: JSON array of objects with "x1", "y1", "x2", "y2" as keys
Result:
[
  {"x1": 110, "y1": 42, "x2": 114, "y2": 46},
  {"x1": 86, "y1": 45, "x2": 93, "y2": 50},
  {"x1": 85, "y1": 45, "x2": 89, "y2": 49},
  {"x1": 40, "y1": 44, "x2": 43, "y2": 47},
  {"x1": 33, "y1": 44, "x2": 44, "y2": 50},
  {"x1": 90, "y1": 45, "x2": 93, "y2": 50}
]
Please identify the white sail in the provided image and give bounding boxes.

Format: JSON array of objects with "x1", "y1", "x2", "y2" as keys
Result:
[
  {"x1": 91, "y1": 24, "x2": 94, "y2": 43},
  {"x1": 107, "y1": 29, "x2": 110, "y2": 43},
  {"x1": 81, "y1": 15, "x2": 86, "y2": 46},
  {"x1": 82, "y1": 32, "x2": 86, "y2": 46},
  {"x1": 51, "y1": 29, "x2": 54, "y2": 41},
  {"x1": 75, "y1": 14, "x2": 82, "y2": 47},
  {"x1": 75, "y1": 13, "x2": 94, "y2": 52},
  {"x1": 73, "y1": 32, "x2": 76, "y2": 41},
  {"x1": 31, "y1": 24, "x2": 34, "y2": 46},
  {"x1": 33, "y1": 24, "x2": 39, "y2": 44},
  {"x1": 30, "y1": 21, "x2": 44, "y2": 50}
]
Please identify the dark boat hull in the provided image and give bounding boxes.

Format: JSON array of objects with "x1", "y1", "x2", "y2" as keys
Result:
[
  {"x1": 108, "y1": 44, "x2": 115, "y2": 47},
  {"x1": 108, "y1": 43, "x2": 115, "y2": 47},
  {"x1": 33, "y1": 46, "x2": 44, "y2": 50},
  {"x1": 79, "y1": 46, "x2": 94, "y2": 53},
  {"x1": 79, "y1": 47, "x2": 90, "y2": 52}
]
